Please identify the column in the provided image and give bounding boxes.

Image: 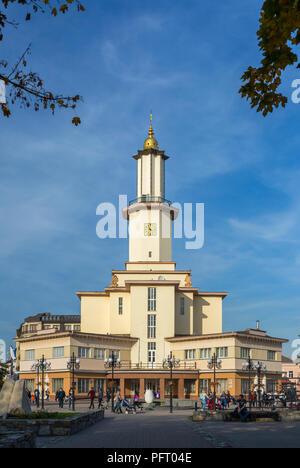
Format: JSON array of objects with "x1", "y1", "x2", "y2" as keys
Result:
[
  {"x1": 178, "y1": 378, "x2": 185, "y2": 399},
  {"x1": 160, "y1": 377, "x2": 165, "y2": 398},
  {"x1": 120, "y1": 377, "x2": 125, "y2": 398},
  {"x1": 140, "y1": 378, "x2": 145, "y2": 398}
]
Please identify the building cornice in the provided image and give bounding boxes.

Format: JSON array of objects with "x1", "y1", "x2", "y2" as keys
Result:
[
  {"x1": 15, "y1": 331, "x2": 138, "y2": 344},
  {"x1": 166, "y1": 331, "x2": 288, "y2": 344},
  {"x1": 133, "y1": 149, "x2": 169, "y2": 160}
]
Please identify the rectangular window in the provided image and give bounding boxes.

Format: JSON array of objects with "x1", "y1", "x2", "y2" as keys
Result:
[
  {"x1": 200, "y1": 348, "x2": 211, "y2": 360},
  {"x1": 216, "y1": 347, "x2": 228, "y2": 359},
  {"x1": 73, "y1": 325, "x2": 81, "y2": 331},
  {"x1": 148, "y1": 288, "x2": 157, "y2": 311},
  {"x1": 199, "y1": 379, "x2": 211, "y2": 393},
  {"x1": 148, "y1": 342, "x2": 156, "y2": 367},
  {"x1": 78, "y1": 347, "x2": 90, "y2": 359},
  {"x1": 289, "y1": 371, "x2": 294, "y2": 379},
  {"x1": 216, "y1": 379, "x2": 228, "y2": 393},
  {"x1": 29, "y1": 325, "x2": 37, "y2": 333},
  {"x1": 241, "y1": 348, "x2": 250, "y2": 359},
  {"x1": 118, "y1": 297, "x2": 123, "y2": 315},
  {"x1": 78, "y1": 378, "x2": 90, "y2": 394},
  {"x1": 184, "y1": 379, "x2": 196, "y2": 395},
  {"x1": 25, "y1": 350, "x2": 35, "y2": 361},
  {"x1": 147, "y1": 315, "x2": 156, "y2": 339},
  {"x1": 109, "y1": 350, "x2": 120, "y2": 359},
  {"x1": 268, "y1": 351, "x2": 276, "y2": 361},
  {"x1": 65, "y1": 325, "x2": 72, "y2": 331},
  {"x1": 52, "y1": 378, "x2": 64, "y2": 393},
  {"x1": 94, "y1": 379, "x2": 105, "y2": 393},
  {"x1": 24, "y1": 379, "x2": 35, "y2": 393},
  {"x1": 241, "y1": 379, "x2": 250, "y2": 394},
  {"x1": 267, "y1": 380, "x2": 277, "y2": 393},
  {"x1": 53, "y1": 347, "x2": 64, "y2": 358},
  {"x1": 180, "y1": 297, "x2": 185, "y2": 315},
  {"x1": 94, "y1": 348, "x2": 105, "y2": 360},
  {"x1": 185, "y1": 349, "x2": 196, "y2": 360}
]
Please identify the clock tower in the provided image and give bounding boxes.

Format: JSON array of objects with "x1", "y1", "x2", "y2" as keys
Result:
[{"x1": 123, "y1": 116, "x2": 177, "y2": 263}]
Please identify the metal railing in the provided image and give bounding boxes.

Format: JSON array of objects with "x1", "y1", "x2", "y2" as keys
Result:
[
  {"x1": 114, "y1": 361, "x2": 197, "y2": 370},
  {"x1": 129, "y1": 196, "x2": 172, "y2": 206}
]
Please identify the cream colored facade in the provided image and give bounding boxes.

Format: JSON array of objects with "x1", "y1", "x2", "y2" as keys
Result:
[{"x1": 15, "y1": 121, "x2": 288, "y2": 398}]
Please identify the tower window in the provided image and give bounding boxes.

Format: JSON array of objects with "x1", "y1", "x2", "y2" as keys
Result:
[
  {"x1": 149, "y1": 251, "x2": 152, "y2": 258},
  {"x1": 148, "y1": 288, "x2": 156, "y2": 311},
  {"x1": 180, "y1": 297, "x2": 185, "y2": 315},
  {"x1": 119, "y1": 297, "x2": 123, "y2": 315},
  {"x1": 147, "y1": 315, "x2": 156, "y2": 339}
]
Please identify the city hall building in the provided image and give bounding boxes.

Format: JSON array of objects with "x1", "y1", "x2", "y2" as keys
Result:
[{"x1": 15, "y1": 120, "x2": 287, "y2": 399}]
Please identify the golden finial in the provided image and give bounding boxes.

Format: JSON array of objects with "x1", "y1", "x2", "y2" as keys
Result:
[{"x1": 144, "y1": 110, "x2": 159, "y2": 150}]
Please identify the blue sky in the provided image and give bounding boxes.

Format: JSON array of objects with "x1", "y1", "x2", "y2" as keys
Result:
[{"x1": 1, "y1": 0, "x2": 300, "y2": 357}]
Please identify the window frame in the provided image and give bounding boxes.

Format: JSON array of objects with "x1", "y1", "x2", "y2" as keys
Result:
[
  {"x1": 53, "y1": 347, "x2": 64, "y2": 358},
  {"x1": 148, "y1": 288, "x2": 157, "y2": 312},
  {"x1": 78, "y1": 347, "x2": 90, "y2": 359}
]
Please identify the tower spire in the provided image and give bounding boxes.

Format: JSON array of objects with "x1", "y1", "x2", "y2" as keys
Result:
[{"x1": 144, "y1": 111, "x2": 159, "y2": 150}]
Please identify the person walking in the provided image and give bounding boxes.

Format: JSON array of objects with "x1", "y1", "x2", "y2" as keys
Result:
[
  {"x1": 115, "y1": 396, "x2": 122, "y2": 414},
  {"x1": 68, "y1": 388, "x2": 74, "y2": 410},
  {"x1": 88, "y1": 387, "x2": 96, "y2": 409},
  {"x1": 98, "y1": 388, "x2": 104, "y2": 409},
  {"x1": 34, "y1": 389, "x2": 40, "y2": 409},
  {"x1": 57, "y1": 388, "x2": 66, "y2": 409}
]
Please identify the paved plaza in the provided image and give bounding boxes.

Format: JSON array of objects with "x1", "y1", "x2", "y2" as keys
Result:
[{"x1": 36, "y1": 403, "x2": 300, "y2": 449}]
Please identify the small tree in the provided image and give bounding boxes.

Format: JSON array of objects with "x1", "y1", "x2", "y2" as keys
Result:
[
  {"x1": 240, "y1": 0, "x2": 300, "y2": 116},
  {"x1": 0, "y1": 0, "x2": 85, "y2": 124}
]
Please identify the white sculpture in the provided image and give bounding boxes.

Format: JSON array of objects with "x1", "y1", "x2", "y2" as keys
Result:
[{"x1": 145, "y1": 389, "x2": 154, "y2": 404}]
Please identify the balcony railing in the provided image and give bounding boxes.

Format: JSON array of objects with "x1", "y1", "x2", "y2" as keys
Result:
[
  {"x1": 129, "y1": 196, "x2": 172, "y2": 206},
  {"x1": 111, "y1": 361, "x2": 197, "y2": 371}
]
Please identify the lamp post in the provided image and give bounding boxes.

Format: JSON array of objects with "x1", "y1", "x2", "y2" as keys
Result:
[
  {"x1": 67, "y1": 353, "x2": 80, "y2": 411},
  {"x1": 254, "y1": 361, "x2": 266, "y2": 409},
  {"x1": 104, "y1": 352, "x2": 121, "y2": 412},
  {"x1": 207, "y1": 353, "x2": 222, "y2": 411},
  {"x1": 242, "y1": 356, "x2": 255, "y2": 410},
  {"x1": 31, "y1": 356, "x2": 51, "y2": 410},
  {"x1": 163, "y1": 352, "x2": 180, "y2": 414}
]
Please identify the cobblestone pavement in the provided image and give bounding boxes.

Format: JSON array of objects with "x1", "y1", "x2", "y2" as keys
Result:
[
  {"x1": 37, "y1": 411, "x2": 215, "y2": 449},
  {"x1": 35, "y1": 406, "x2": 300, "y2": 449}
]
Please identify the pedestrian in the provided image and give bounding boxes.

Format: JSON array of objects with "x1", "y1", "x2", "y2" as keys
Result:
[
  {"x1": 88, "y1": 387, "x2": 96, "y2": 409},
  {"x1": 220, "y1": 392, "x2": 227, "y2": 410},
  {"x1": 26, "y1": 388, "x2": 32, "y2": 403},
  {"x1": 57, "y1": 388, "x2": 66, "y2": 409},
  {"x1": 200, "y1": 391, "x2": 208, "y2": 411},
  {"x1": 45, "y1": 389, "x2": 50, "y2": 401},
  {"x1": 226, "y1": 391, "x2": 231, "y2": 409},
  {"x1": 155, "y1": 390, "x2": 160, "y2": 400},
  {"x1": 234, "y1": 394, "x2": 249, "y2": 422},
  {"x1": 34, "y1": 389, "x2": 40, "y2": 409},
  {"x1": 115, "y1": 396, "x2": 122, "y2": 414},
  {"x1": 98, "y1": 388, "x2": 104, "y2": 409},
  {"x1": 68, "y1": 388, "x2": 74, "y2": 409}
]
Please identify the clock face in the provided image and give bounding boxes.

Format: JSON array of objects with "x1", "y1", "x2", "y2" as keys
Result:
[{"x1": 144, "y1": 223, "x2": 157, "y2": 237}]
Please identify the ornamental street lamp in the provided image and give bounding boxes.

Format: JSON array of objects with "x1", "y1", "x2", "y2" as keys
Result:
[
  {"x1": 254, "y1": 361, "x2": 267, "y2": 409},
  {"x1": 242, "y1": 356, "x2": 255, "y2": 410},
  {"x1": 31, "y1": 355, "x2": 51, "y2": 410},
  {"x1": 163, "y1": 352, "x2": 180, "y2": 414},
  {"x1": 67, "y1": 353, "x2": 80, "y2": 411},
  {"x1": 104, "y1": 352, "x2": 121, "y2": 412},
  {"x1": 207, "y1": 353, "x2": 222, "y2": 411}
]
